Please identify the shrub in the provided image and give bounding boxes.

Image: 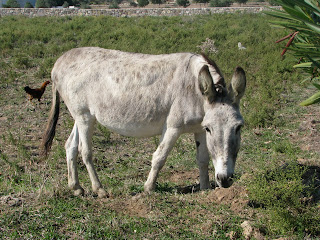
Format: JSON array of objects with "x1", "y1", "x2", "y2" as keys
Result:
[
  {"x1": 24, "y1": 1, "x2": 34, "y2": 7},
  {"x1": 193, "y1": 0, "x2": 209, "y2": 4},
  {"x1": 109, "y1": 1, "x2": 119, "y2": 8},
  {"x1": 248, "y1": 163, "x2": 320, "y2": 236},
  {"x1": 150, "y1": 0, "x2": 163, "y2": 5},
  {"x1": 129, "y1": 0, "x2": 137, "y2": 7},
  {"x1": 137, "y1": 0, "x2": 149, "y2": 7},
  {"x1": 35, "y1": 0, "x2": 48, "y2": 8},
  {"x1": 234, "y1": 0, "x2": 247, "y2": 5},
  {"x1": 266, "y1": 0, "x2": 279, "y2": 6},
  {"x1": 210, "y1": 0, "x2": 232, "y2": 7},
  {"x1": 62, "y1": 1, "x2": 69, "y2": 7},
  {"x1": 80, "y1": 2, "x2": 90, "y2": 8},
  {"x1": 3, "y1": 0, "x2": 20, "y2": 8},
  {"x1": 176, "y1": 0, "x2": 190, "y2": 7}
]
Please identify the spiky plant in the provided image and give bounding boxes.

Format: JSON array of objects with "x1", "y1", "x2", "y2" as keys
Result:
[{"x1": 267, "y1": 0, "x2": 320, "y2": 106}]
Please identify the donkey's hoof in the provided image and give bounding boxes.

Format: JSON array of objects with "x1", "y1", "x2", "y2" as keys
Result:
[
  {"x1": 74, "y1": 188, "x2": 84, "y2": 197},
  {"x1": 144, "y1": 183, "x2": 156, "y2": 193},
  {"x1": 97, "y1": 188, "x2": 108, "y2": 198}
]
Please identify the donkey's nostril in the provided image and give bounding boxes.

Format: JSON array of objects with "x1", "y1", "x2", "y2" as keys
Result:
[
  {"x1": 216, "y1": 173, "x2": 233, "y2": 188},
  {"x1": 216, "y1": 174, "x2": 221, "y2": 181},
  {"x1": 217, "y1": 173, "x2": 227, "y2": 181}
]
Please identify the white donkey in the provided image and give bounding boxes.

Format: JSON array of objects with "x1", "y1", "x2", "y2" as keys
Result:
[{"x1": 41, "y1": 47, "x2": 246, "y2": 198}]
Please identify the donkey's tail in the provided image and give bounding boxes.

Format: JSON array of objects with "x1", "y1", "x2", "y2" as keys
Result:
[{"x1": 40, "y1": 83, "x2": 60, "y2": 158}]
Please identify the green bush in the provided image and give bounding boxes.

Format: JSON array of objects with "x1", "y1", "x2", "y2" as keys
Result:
[
  {"x1": 248, "y1": 163, "x2": 320, "y2": 236},
  {"x1": 210, "y1": 0, "x2": 232, "y2": 7},
  {"x1": 109, "y1": 1, "x2": 119, "y2": 8},
  {"x1": 3, "y1": 0, "x2": 20, "y2": 8},
  {"x1": 150, "y1": 0, "x2": 163, "y2": 5},
  {"x1": 129, "y1": 0, "x2": 138, "y2": 7},
  {"x1": 176, "y1": 0, "x2": 190, "y2": 7},
  {"x1": 62, "y1": 1, "x2": 69, "y2": 7},
  {"x1": 137, "y1": 0, "x2": 149, "y2": 7},
  {"x1": 234, "y1": 0, "x2": 247, "y2": 4},
  {"x1": 193, "y1": 0, "x2": 209, "y2": 4},
  {"x1": 24, "y1": 1, "x2": 34, "y2": 7},
  {"x1": 80, "y1": 2, "x2": 91, "y2": 8},
  {"x1": 35, "y1": 0, "x2": 48, "y2": 8}
]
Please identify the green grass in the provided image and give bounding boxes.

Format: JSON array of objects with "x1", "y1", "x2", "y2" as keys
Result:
[{"x1": 0, "y1": 13, "x2": 319, "y2": 239}]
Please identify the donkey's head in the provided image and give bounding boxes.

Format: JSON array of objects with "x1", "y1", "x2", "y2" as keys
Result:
[{"x1": 198, "y1": 62, "x2": 246, "y2": 188}]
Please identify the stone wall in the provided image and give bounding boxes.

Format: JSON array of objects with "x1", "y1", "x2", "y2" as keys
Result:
[{"x1": 0, "y1": 6, "x2": 280, "y2": 18}]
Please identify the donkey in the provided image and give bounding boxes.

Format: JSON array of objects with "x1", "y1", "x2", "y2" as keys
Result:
[{"x1": 41, "y1": 47, "x2": 246, "y2": 198}]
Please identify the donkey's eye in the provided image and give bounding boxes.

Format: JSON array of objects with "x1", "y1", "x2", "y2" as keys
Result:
[{"x1": 205, "y1": 127, "x2": 211, "y2": 134}]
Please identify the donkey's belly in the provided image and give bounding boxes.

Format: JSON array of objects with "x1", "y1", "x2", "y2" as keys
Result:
[{"x1": 97, "y1": 117, "x2": 166, "y2": 138}]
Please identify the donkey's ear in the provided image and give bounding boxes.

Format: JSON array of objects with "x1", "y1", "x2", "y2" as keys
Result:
[
  {"x1": 198, "y1": 65, "x2": 216, "y2": 103},
  {"x1": 229, "y1": 67, "x2": 246, "y2": 105}
]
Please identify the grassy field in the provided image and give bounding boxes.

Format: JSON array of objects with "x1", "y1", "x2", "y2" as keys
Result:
[{"x1": 0, "y1": 14, "x2": 320, "y2": 239}]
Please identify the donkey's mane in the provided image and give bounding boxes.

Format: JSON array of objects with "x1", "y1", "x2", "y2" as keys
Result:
[
  {"x1": 201, "y1": 53, "x2": 228, "y2": 101},
  {"x1": 201, "y1": 53, "x2": 224, "y2": 80}
]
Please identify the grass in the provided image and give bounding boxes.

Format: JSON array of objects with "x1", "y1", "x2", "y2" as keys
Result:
[{"x1": 0, "y1": 13, "x2": 319, "y2": 239}]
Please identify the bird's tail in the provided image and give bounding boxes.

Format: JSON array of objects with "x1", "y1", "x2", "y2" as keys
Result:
[{"x1": 40, "y1": 83, "x2": 60, "y2": 158}]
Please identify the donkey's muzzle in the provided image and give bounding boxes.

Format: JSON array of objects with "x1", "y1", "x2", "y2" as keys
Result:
[{"x1": 216, "y1": 173, "x2": 234, "y2": 188}]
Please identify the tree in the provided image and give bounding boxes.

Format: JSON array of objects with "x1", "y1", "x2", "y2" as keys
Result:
[
  {"x1": 137, "y1": 0, "x2": 148, "y2": 7},
  {"x1": 62, "y1": 1, "x2": 69, "y2": 7},
  {"x1": 24, "y1": 1, "x2": 34, "y2": 7},
  {"x1": 129, "y1": 0, "x2": 138, "y2": 7},
  {"x1": 210, "y1": 0, "x2": 232, "y2": 7},
  {"x1": 150, "y1": 0, "x2": 163, "y2": 5},
  {"x1": 267, "y1": 0, "x2": 320, "y2": 106},
  {"x1": 35, "y1": 0, "x2": 48, "y2": 7},
  {"x1": 3, "y1": 0, "x2": 20, "y2": 8},
  {"x1": 80, "y1": 1, "x2": 91, "y2": 8},
  {"x1": 193, "y1": 0, "x2": 209, "y2": 7},
  {"x1": 45, "y1": 0, "x2": 58, "y2": 7},
  {"x1": 109, "y1": 0, "x2": 119, "y2": 8},
  {"x1": 234, "y1": 0, "x2": 247, "y2": 5},
  {"x1": 176, "y1": 0, "x2": 190, "y2": 7}
]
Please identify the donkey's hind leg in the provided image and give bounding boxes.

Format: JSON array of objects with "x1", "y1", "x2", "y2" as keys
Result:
[
  {"x1": 76, "y1": 115, "x2": 108, "y2": 198},
  {"x1": 65, "y1": 124, "x2": 84, "y2": 196}
]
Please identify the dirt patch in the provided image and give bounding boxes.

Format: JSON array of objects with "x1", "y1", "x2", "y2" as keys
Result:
[
  {"x1": 104, "y1": 193, "x2": 152, "y2": 218},
  {"x1": 290, "y1": 98, "x2": 320, "y2": 159},
  {"x1": 296, "y1": 118, "x2": 320, "y2": 154},
  {"x1": 169, "y1": 169, "x2": 199, "y2": 184},
  {"x1": 206, "y1": 184, "x2": 250, "y2": 214}
]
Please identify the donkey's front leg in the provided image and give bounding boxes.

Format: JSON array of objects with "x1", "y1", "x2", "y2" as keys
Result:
[
  {"x1": 144, "y1": 127, "x2": 181, "y2": 192},
  {"x1": 194, "y1": 132, "x2": 210, "y2": 190}
]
